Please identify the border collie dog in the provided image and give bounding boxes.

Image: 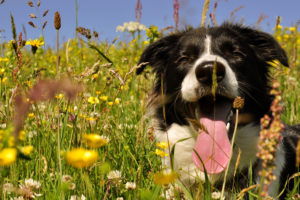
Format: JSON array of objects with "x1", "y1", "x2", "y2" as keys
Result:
[{"x1": 137, "y1": 23, "x2": 300, "y2": 198}]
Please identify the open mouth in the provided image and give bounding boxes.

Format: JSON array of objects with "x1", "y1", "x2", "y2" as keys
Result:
[{"x1": 188, "y1": 95, "x2": 235, "y2": 175}]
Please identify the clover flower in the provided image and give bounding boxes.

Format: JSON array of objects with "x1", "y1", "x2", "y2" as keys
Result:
[
  {"x1": 116, "y1": 21, "x2": 146, "y2": 34},
  {"x1": 70, "y1": 195, "x2": 86, "y2": 200},
  {"x1": 2, "y1": 182, "x2": 15, "y2": 194},
  {"x1": 125, "y1": 182, "x2": 136, "y2": 190},
  {"x1": 24, "y1": 179, "x2": 41, "y2": 190},
  {"x1": 18, "y1": 178, "x2": 42, "y2": 199},
  {"x1": 62, "y1": 175, "x2": 76, "y2": 190},
  {"x1": 107, "y1": 170, "x2": 122, "y2": 180}
]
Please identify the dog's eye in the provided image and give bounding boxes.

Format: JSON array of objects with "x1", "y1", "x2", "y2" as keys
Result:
[
  {"x1": 177, "y1": 55, "x2": 193, "y2": 63},
  {"x1": 232, "y1": 50, "x2": 246, "y2": 58}
]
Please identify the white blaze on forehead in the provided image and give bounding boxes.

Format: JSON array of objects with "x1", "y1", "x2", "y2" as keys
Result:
[{"x1": 181, "y1": 35, "x2": 239, "y2": 102}]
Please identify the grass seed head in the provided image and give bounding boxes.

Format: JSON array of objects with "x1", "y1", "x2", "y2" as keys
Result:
[
  {"x1": 27, "y1": 1, "x2": 33, "y2": 7},
  {"x1": 54, "y1": 11, "x2": 61, "y2": 30},
  {"x1": 28, "y1": 21, "x2": 37, "y2": 29},
  {"x1": 233, "y1": 96, "x2": 245, "y2": 109},
  {"x1": 43, "y1": 9, "x2": 49, "y2": 17},
  {"x1": 42, "y1": 21, "x2": 47, "y2": 30},
  {"x1": 29, "y1": 13, "x2": 36, "y2": 18}
]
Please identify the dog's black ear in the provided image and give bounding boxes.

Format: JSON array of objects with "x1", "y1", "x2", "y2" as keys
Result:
[
  {"x1": 223, "y1": 23, "x2": 288, "y2": 67},
  {"x1": 136, "y1": 33, "x2": 182, "y2": 74}
]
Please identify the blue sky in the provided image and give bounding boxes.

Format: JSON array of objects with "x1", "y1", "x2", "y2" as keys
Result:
[{"x1": 0, "y1": 0, "x2": 299, "y2": 46}]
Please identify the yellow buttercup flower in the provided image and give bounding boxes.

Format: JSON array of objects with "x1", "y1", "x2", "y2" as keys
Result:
[
  {"x1": 25, "y1": 39, "x2": 44, "y2": 48},
  {"x1": 156, "y1": 141, "x2": 169, "y2": 149},
  {"x1": 1, "y1": 77, "x2": 7, "y2": 84},
  {"x1": 86, "y1": 117, "x2": 96, "y2": 122},
  {"x1": 28, "y1": 113, "x2": 35, "y2": 119},
  {"x1": 283, "y1": 34, "x2": 289, "y2": 40},
  {"x1": 0, "y1": 57, "x2": 9, "y2": 62},
  {"x1": 66, "y1": 148, "x2": 99, "y2": 169},
  {"x1": 82, "y1": 134, "x2": 109, "y2": 148},
  {"x1": 0, "y1": 130, "x2": 4, "y2": 141},
  {"x1": 107, "y1": 101, "x2": 113, "y2": 106},
  {"x1": 0, "y1": 148, "x2": 17, "y2": 166},
  {"x1": 0, "y1": 68, "x2": 5, "y2": 75},
  {"x1": 289, "y1": 26, "x2": 296, "y2": 32},
  {"x1": 92, "y1": 74, "x2": 99, "y2": 79},
  {"x1": 153, "y1": 170, "x2": 179, "y2": 185},
  {"x1": 99, "y1": 96, "x2": 108, "y2": 101},
  {"x1": 55, "y1": 93, "x2": 64, "y2": 99},
  {"x1": 19, "y1": 130, "x2": 26, "y2": 141},
  {"x1": 88, "y1": 96, "x2": 99, "y2": 104},
  {"x1": 21, "y1": 145, "x2": 34, "y2": 156},
  {"x1": 276, "y1": 25, "x2": 282, "y2": 30},
  {"x1": 8, "y1": 136, "x2": 15, "y2": 147},
  {"x1": 114, "y1": 98, "x2": 121, "y2": 104},
  {"x1": 155, "y1": 149, "x2": 168, "y2": 157},
  {"x1": 96, "y1": 91, "x2": 101, "y2": 95}
]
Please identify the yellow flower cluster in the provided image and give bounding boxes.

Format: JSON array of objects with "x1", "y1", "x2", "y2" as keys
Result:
[
  {"x1": 28, "y1": 113, "x2": 35, "y2": 119},
  {"x1": 88, "y1": 96, "x2": 99, "y2": 104},
  {"x1": 0, "y1": 57, "x2": 9, "y2": 62},
  {"x1": 155, "y1": 141, "x2": 169, "y2": 157},
  {"x1": 153, "y1": 170, "x2": 179, "y2": 185},
  {"x1": 99, "y1": 96, "x2": 108, "y2": 101},
  {"x1": 66, "y1": 133, "x2": 109, "y2": 168},
  {"x1": 107, "y1": 98, "x2": 121, "y2": 106},
  {"x1": 0, "y1": 68, "x2": 5, "y2": 75},
  {"x1": 21, "y1": 145, "x2": 34, "y2": 156},
  {"x1": 55, "y1": 93, "x2": 64, "y2": 99}
]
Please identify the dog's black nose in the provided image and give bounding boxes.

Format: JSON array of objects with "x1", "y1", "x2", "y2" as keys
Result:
[{"x1": 195, "y1": 61, "x2": 226, "y2": 85}]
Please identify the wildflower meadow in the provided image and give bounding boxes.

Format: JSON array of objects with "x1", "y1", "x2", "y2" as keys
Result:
[{"x1": 0, "y1": 1, "x2": 300, "y2": 200}]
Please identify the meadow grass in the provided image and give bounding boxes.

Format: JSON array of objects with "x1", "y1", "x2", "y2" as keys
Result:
[{"x1": 0, "y1": 16, "x2": 299, "y2": 200}]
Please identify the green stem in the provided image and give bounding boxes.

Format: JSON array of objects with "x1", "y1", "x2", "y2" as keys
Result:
[{"x1": 221, "y1": 109, "x2": 240, "y2": 198}]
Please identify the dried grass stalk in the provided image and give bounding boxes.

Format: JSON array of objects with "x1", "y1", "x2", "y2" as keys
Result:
[{"x1": 201, "y1": 0, "x2": 210, "y2": 27}]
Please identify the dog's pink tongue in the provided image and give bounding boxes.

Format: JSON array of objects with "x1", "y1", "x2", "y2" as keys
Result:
[{"x1": 192, "y1": 104, "x2": 231, "y2": 174}]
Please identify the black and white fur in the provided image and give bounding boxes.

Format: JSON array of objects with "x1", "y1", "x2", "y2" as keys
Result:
[{"x1": 137, "y1": 23, "x2": 300, "y2": 198}]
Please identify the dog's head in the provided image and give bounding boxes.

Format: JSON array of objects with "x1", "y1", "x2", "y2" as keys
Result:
[{"x1": 137, "y1": 23, "x2": 288, "y2": 174}]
